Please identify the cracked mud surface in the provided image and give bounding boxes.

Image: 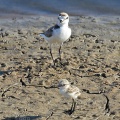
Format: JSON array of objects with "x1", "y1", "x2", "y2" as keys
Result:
[{"x1": 0, "y1": 15, "x2": 120, "y2": 120}]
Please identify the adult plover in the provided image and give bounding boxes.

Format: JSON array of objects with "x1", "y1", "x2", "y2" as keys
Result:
[
  {"x1": 40, "y1": 12, "x2": 71, "y2": 62},
  {"x1": 58, "y1": 79, "x2": 81, "y2": 115}
]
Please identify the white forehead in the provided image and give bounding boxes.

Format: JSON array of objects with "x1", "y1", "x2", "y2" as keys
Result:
[
  {"x1": 59, "y1": 12, "x2": 69, "y2": 17},
  {"x1": 59, "y1": 79, "x2": 70, "y2": 85}
]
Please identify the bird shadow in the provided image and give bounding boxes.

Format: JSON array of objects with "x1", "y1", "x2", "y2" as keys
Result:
[
  {"x1": 63, "y1": 110, "x2": 73, "y2": 115},
  {"x1": 2, "y1": 115, "x2": 41, "y2": 120}
]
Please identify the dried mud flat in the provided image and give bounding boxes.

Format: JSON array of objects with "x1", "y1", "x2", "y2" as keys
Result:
[{"x1": 0, "y1": 15, "x2": 120, "y2": 120}]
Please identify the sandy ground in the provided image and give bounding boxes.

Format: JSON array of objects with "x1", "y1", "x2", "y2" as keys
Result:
[{"x1": 0, "y1": 15, "x2": 120, "y2": 120}]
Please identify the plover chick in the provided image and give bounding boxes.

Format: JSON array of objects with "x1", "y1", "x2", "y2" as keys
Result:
[
  {"x1": 40, "y1": 12, "x2": 71, "y2": 63},
  {"x1": 58, "y1": 79, "x2": 81, "y2": 115}
]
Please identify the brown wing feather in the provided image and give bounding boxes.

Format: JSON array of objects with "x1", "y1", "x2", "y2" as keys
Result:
[
  {"x1": 43, "y1": 24, "x2": 60, "y2": 37},
  {"x1": 67, "y1": 85, "x2": 80, "y2": 93}
]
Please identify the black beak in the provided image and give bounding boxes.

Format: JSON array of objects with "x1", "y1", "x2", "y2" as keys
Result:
[
  {"x1": 60, "y1": 20, "x2": 63, "y2": 23},
  {"x1": 58, "y1": 84, "x2": 66, "y2": 88}
]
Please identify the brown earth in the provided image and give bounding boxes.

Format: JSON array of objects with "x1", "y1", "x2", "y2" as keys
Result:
[{"x1": 0, "y1": 15, "x2": 120, "y2": 120}]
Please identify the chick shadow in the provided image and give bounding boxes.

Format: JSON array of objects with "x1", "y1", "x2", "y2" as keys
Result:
[{"x1": 3, "y1": 116, "x2": 41, "y2": 120}]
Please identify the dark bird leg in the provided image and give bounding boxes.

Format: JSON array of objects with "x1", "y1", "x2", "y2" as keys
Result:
[
  {"x1": 20, "y1": 78, "x2": 26, "y2": 87},
  {"x1": 49, "y1": 45, "x2": 55, "y2": 65},
  {"x1": 72, "y1": 100, "x2": 76, "y2": 113},
  {"x1": 58, "y1": 43, "x2": 63, "y2": 61},
  {"x1": 69, "y1": 99, "x2": 76, "y2": 115},
  {"x1": 70, "y1": 99, "x2": 74, "y2": 111}
]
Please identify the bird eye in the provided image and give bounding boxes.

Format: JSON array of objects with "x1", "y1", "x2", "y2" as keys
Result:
[{"x1": 66, "y1": 17, "x2": 68, "y2": 19}]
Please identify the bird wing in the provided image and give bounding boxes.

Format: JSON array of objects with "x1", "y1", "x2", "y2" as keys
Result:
[
  {"x1": 67, "y1": 85, "x2": 80, "y2": 94},
  {"x1": 42, "y1": 24, "x2": 60, "y2": 37},
  {"x1": 67, "y1": 85, "x2": 81, "y2": 98}
]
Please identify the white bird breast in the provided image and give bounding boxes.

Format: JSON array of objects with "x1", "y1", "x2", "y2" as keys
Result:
[{"x1": 49, "y1": 26, "x2": 71, "y2": 44}]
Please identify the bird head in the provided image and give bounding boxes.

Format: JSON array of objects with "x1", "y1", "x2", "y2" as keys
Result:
[
  {"x1": 58, "y1": 79, "x2": 70, "y2": 89},
  {"x1": 58, "y1": 12, "x2": 69, "y2": 26}
]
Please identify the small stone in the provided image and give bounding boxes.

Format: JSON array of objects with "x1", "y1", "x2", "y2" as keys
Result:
[
  {"x1": 18, "y1": 29, "x2": 23, "y2": 34},
  {"x1": 95, "y1": 39, "x2": 104, "y2": 44},
  {"x1": 1, "y1": 63, "x2": 6, "y2": 67},
  {"x1": 101, "y1": 73, "x2": 107, "y2": 78},
  {"x1": 40, "y1": 46, "x2": 47, "y2": 50},
  {"x1": 72, "y1": 46, "x2": 78, "y2": 49},
  {"x1": 110, "y1": 111, "x2": 116, "y2": 115},
  {"x1": 97, "y1": 46, "x2": 100, "y2": 49},
  {"x1": 21, "y1": 51, "x2": 25, "y2": 54},
  {"x1": 75, "y1": 116, "x2": 80, "y2": 119},
  {"x1": 94, "y1": 73, "x2": 101, "y2": 77},
  {"x1": 111, "y1": 81, "x2": 118, "y2": 86},
  {"x1": 92, "y1": 114, "x2": 97, "y2": 117},
  {"x1": 79, "y1": 65, "x2": 85, "y2": 69}
]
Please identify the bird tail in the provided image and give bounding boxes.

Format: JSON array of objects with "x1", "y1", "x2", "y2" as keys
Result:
[
  {"x1": 78, "y1": 93, "x2": 88, "y2": 100},
  {"x1": 39, "y1": 33, "x2": 49, "y2": 41}
]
